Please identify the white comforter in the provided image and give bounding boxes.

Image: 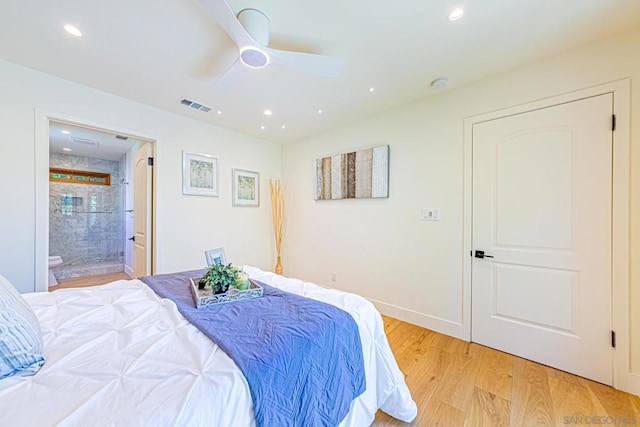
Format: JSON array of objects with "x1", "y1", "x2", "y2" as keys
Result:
[{"x1": 0, "y1": 267, "x2": 416, "y2": 426}]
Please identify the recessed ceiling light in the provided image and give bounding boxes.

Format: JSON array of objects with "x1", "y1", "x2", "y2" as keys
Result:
[
  {"x1": 61, "y1": 130, "x2": 71, "y2": 135},
  {"x1": 217, "y1": 110, "x2": 222, "y2": 115},
  {"x1": 448, "y1": 7, "x2": 464, "y2": 21},
  {"x1": 317, "y1": 109, "x2": 323, "y2": 115},
  {"x1": 369, "y1": 87, "x2": 375, "y2": 92},
  {"x1": 64, "y1": 25, "x2": 82, "y2": 37},
  {"x1": 281, "y1": 125, "x2": 286, "y2": 129},
  {"x1": 63, "y1": 148, "x2": 72, "y2": 152},
  {"x1": 260, "y1": 125, "x2": 265, "y2": 130},
  {"x1": 264, "y1": 109, "x2": 272, "y2": 116}
]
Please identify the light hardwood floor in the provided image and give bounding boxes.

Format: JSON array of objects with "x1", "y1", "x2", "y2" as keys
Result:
[
  {"x1": 49, "y1": 271, "x2": 131, "y2": 291},
  {"x1": 373, "y1": 316, "x2": 640, "y2": 426},
  {"x1": 48, "y1": 275, "x2": 640, "y2": 425}
]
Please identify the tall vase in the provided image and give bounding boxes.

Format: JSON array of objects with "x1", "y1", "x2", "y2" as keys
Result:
[{"x1": 274, "y1": 256, "x2": 283, "y2": 275}]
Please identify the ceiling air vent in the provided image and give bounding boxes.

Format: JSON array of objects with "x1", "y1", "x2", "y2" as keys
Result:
[
  {"x1": 115, "y1": 135, "x2": 129, "y2": 141},
  {"x1": 69, "y1": 137, "x2": 99, "y2": 147},
  {"x1": 180, "y1": 98, "x2": 212, "y2": 113}
]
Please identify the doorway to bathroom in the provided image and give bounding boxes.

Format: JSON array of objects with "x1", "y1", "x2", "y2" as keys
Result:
[{"x1": 47, "y1": 120, "x2": 153, "y2": 287}]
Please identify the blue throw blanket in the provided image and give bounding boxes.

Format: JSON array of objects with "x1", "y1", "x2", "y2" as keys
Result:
[{"x1": 140, "y1": 270, "x2": 365, "y2": 427}]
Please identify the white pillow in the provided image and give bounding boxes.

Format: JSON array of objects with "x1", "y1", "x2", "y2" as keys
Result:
[{"x1": 0, "y1": 274, "x2": 45, "y2": 379}]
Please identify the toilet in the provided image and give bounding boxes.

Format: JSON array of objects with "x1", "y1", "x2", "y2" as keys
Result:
[{"x1": 48, "y1": 256, "x2": 63, "y2": 287}]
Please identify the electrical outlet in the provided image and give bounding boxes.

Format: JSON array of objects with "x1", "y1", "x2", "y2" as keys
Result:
[{"x1": 330, "y1": 272, "x2": 337, "y2": 282}]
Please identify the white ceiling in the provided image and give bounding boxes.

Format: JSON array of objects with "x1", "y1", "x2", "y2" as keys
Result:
[
  {"x1": 50, "y1": 121, "x2": 138, "y2": 161},
  {"x1": 2, "y1": 1, "x2": 640, "y2": 144}
]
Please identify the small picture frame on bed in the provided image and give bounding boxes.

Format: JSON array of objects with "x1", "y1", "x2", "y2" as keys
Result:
[
  {"x1": 183, "y1": 151, "x2": 219, "y2": 197},
  {"x1": 205, "y1": 247, "x2": 226, "y2": 266},
  {"x1": 232, "y1": 169, "x2": 259, "y2": 207}
]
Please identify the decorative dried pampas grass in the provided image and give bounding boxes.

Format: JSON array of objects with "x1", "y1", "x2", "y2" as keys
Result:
[{"x1": 269, "y1": 179, "x2": 284, "y2": 274}]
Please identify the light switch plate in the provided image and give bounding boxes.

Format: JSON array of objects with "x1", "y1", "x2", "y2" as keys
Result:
[{"x1": 422, "y1": 208, "x2": 440, "y2": 221}]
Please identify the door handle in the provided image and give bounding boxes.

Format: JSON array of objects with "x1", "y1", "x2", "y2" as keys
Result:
[
  {"x1": 474, "y1": 250, "x2": 494, "y2": 259},
  {"x1": 128, "y1": 236, "x2": 135, "y2": 242}
]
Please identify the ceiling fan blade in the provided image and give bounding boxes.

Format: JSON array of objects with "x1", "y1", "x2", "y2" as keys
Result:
[
  {"x1": 212, "y1": 58, "x2": 249, "y2": 93},
  {"x1": 265, "y1": 47, "x2": 343, "y2": 78},
  {"x1": 199, "y1": 0, "x2": 258, "y2": 49}
]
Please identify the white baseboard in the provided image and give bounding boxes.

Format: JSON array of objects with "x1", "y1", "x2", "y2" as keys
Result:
[
  {"x1": 626, "y1": 373, "x2": 640, "y2": 397},
  {"x1": 368, "y1": 298, "x2": 468, "y2": 341},
  {"x1": 124, "y1": 265, "x2": 134, "y2": 278}
]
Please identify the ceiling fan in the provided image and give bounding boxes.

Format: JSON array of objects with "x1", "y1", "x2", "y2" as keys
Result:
[{"x1": 199, "y1": 0, "x2": 343, "y2": 85}]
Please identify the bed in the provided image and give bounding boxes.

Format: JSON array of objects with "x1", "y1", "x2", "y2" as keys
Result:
[{"x1": 0, "y1": 266, "x2": 417, "y2": 426}]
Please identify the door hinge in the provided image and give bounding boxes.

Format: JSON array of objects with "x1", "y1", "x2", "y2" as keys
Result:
[
  {"x1": 148, "y1": 157, "x2": 154, "y2": 166},
  {"x1": 611, "y1": 330, "x2": 616, "y2": 348},
  {"x1": 612, "y1": 114, "x2": 616, "y2": 131}
]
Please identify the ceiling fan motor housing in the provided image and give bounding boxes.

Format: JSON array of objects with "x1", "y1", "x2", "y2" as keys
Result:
[
  {"x1": 237, "y1": 8, "x2": 270, "y2": 46},
  {"x1": 237, "y1": 9, "x2": 270, "y2": 68}
]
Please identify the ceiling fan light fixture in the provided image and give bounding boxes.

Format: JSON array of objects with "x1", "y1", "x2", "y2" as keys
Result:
[{"x1": 240, "y1": 47, "x2": 269, "y2": 68}]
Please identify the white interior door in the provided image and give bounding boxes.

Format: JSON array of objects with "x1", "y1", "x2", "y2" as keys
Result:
[
  {"x1": 471, "y1": 94, "x2": 613, "y2": 385},
  {"x1": 133, "y1": 143, "x2": 152, "y2": 278}
]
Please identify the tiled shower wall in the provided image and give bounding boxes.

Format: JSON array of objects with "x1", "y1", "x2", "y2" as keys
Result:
[{"x1": 49, "y1": 153, "x2": 125, "y2": 279}]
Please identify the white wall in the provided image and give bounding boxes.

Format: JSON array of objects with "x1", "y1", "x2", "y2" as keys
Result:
[
  {"x1": 0, "y1": 59, "x2": 281, "y2": 293},
  {"x1": 281, "y1": 28, "x2": 640, "y2": 383}
]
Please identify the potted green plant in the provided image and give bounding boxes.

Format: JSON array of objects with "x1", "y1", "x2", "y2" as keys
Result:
[{"x1": 198, "y1": 263, "x2": 241, "y2": 294}]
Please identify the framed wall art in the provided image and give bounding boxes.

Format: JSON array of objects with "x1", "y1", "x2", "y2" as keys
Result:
[
  {"x1": 183, "y1": 151, "x2": 219, "y2": 197},
  {"x1": 232, "y1": 169, "x2": 259, "y2": 207}
]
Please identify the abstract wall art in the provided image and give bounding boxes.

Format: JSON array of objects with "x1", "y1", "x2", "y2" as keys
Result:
[{"x1": 314, "y1": 145, "x2": 389, "y2": 200}]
